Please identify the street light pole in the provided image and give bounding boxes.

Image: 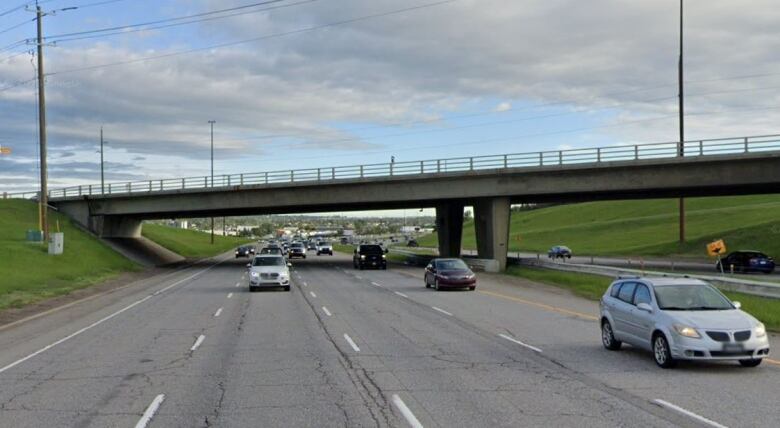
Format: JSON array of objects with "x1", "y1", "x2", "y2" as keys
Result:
[
  {"x1": 678, "y1": 0, "x2": 686, "y2": 243},
  {"x1": 209, "y1": 120, "x2": 216, "y2": 244}
]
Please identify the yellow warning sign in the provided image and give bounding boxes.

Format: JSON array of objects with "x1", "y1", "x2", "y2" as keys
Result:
[
  {"x1": 0, "y1": 146, "x2": 10, "y2": 155},
  {"x1": 707, "y1": 239, "x2": 726, "y2": 257}
]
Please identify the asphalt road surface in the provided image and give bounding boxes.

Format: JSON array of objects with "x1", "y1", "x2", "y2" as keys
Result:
[{"x1": 0, "y1": 252, "x2": 777, "y2": 427}]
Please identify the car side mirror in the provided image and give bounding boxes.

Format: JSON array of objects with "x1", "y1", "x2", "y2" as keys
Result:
[
  {"x1": 246, "y1": 263, "x2": 251, "y2": 268},
  {"x1": 636, "y1": 302, "x2": 653, "y2": 313},
  {"x1": 732, "y1": 301, "x2": 741, "y2": 309}
]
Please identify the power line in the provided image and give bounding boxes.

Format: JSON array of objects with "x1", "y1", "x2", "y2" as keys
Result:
[
  {"x1": 44, "y1": 0, "x2": 290, "y2": 40},
  {"x1": 47, "y1": 0, "x2": 319, "y2": 44},
  {"x1": 46, "y1": 0, "x2": 459, "y2": 76},
  {"x1": 0, "y1": 16, "x2": 34, "y2": 35}
]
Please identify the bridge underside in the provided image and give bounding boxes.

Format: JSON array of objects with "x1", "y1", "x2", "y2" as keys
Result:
[{"x1": 53, "y1": 152, "x2": 780, "y2": 270}]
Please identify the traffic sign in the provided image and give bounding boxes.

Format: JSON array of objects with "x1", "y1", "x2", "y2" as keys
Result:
[{"x1": 707, "y1": 239, "x2": 726, "y2": 257}]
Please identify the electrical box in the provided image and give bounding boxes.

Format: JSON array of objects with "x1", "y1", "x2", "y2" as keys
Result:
[{"x1": 48, "y1": 232, "x2": 64, "y2": 255}]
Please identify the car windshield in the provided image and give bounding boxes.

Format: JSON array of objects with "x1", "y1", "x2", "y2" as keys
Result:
[
  {"x1": 252, "y1": 257, "x2": 285, "y2": 267},
  {"x1": 261, "y1": 248, "x2": 281, "y2": 254},
  {"x1": 359, "y1": 245, "x2": 383, "y2": 254},
  {"x1": 318, "y1": 241, "x2": 330, "y2": 246},
  {"x1": 654, "y1": 284, "x2": 734, "y2": 310},
  {"x1": 291, "y1": 243, "x2": 304, "y2": 248},
  {"x1": 437, "y1": 259, "x2": 469, "y2": 270}
]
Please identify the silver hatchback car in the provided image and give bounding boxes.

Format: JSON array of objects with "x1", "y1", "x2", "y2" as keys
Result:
[{"x1": 600, "y1": 277, "x2": 770, "y2": 368}]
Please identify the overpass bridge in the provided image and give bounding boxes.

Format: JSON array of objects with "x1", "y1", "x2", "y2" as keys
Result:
[{"x1": 7, "y1": 134, "x2": 780, "y2": 270}]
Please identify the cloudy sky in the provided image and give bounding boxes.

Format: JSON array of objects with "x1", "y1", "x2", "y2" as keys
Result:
[{"x1": 1, "y1": 0, "x2": 780, "y2": 203}]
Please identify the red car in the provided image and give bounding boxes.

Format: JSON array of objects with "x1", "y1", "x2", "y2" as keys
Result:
[{"x1": 424, "y1": 258, "x2": 477, "y2": 291}]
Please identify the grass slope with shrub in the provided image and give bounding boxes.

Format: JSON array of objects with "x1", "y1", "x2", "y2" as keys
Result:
[
  {"x1": 0, "y1": 199, "x2": 138, "y2": 311},
  {"x1": 418, "y1": 194, "x2": 780, "y2": 258},
  {"x1": 141, "y1": 223, "x2": 251, "y2": 258}
]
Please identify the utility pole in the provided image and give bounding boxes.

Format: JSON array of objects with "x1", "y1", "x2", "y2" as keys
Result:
[
  {"x1": 36, "y1": 5, "x2": 49, "y2": 242},
  {"x1": 209, "y1": 120, "x2": 216, "y2": 244},
  {"x1": 100, "y1": 127, "x2": 106, "y2": 194},
  {"x1": 678, "y1": 0, "x2": 685, "y2": 243}
]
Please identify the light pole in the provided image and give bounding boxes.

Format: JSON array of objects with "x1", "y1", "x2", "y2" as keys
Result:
[
  {"x1": 208, "y1": 120, "x2": 216, "y2": 244},
  {"x1": 678, "y1": 0, "x2": 685, "y2": 243}
]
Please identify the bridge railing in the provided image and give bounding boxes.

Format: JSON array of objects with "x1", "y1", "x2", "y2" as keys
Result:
[{"x1": 4, "y1": 133, "x2": 780, "y2": 201}]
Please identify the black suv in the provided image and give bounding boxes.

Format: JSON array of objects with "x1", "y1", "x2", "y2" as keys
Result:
[{"x1": 353, "y1": 244, "x2": 387, "y2": 270}]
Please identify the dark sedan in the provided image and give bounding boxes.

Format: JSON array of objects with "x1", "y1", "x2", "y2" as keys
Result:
[
  {"x1": 716, "y1": 251, "x2": 775, "y2": 274},
  {"x1": 548, "y1": 245, "x2": 572, "y2": 259},
  {"x1": 424, "y1": 258, "x2": 476, "y2": 291},
  {"x1": 235, "y1": 246, "x2": 252, "y2": 258}
]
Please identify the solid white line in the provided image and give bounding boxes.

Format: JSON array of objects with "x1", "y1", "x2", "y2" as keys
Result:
[
  {"x1": 214, "y1": 307, "x2": 223, "y2": 317},
  {"x1": 322, "y1": 306, "x2": 332, "y2": 317},
  {"x1": 391, "y1": 394, "x2": 424, "y2": 428},
  {"x1": 227, "y1": 293, "x2": 233, "y2": 299},
  {"x1": 343, "y1": 334, "x2": 361, "y2": 352},
  {"x1": 652, "y1": 399, "x2": 728, "y2": 428},
  {"x1": 355, "y1": 275, "x2": 363, "y2": 280},
  {"x1": 134, "y1": 394, "x2": 166, "y2": 428},
  {"x1": 498, "y1": 333, "x2": 543, "y2": 353},
  {"x1": 310, "y1": 291, "x2": 317, "y2": 298},
  {"x1": 371, "y1": 282, "x2": 382, "y2": 287},
  {"x1": 303, "y1": 282, "x2": 308, "y2": 287},
  {"x1": 190, "y1": 334, "x2": 205, "y2": 352},
  {"x1": 395, "y1": 291, "x2": 408, "y2": 298},
  {"x1": 431, "y1": 306, "x2": 453, "y2": 316}
]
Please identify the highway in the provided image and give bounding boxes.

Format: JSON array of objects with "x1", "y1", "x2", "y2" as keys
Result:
[{"x1": 0, "y1": 252, "x2": 778, "y2": 428}]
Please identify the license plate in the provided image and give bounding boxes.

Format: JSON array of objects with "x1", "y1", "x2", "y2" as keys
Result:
[{"x1": 723, "y1": 343, "x2": 744, "y2": 352}]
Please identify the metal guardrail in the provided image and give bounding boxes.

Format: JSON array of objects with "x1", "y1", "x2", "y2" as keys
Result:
[{"x1": 5, "y1": 133, "x2": 780, "y2": 201}]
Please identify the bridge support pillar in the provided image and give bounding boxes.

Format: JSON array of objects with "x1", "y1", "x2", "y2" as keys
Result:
[
  {"x1": 474, "y1": 197, "x2": 511, "y2": 271},
  {"x1": 435, "y1": 201, "x2": 464, "y2": 258},
  {"x1": 56, "y1": 202, "x2": 142, "y2": 238}
]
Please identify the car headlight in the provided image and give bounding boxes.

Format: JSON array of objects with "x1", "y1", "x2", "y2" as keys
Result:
[
  {"x1": 360, "y1": 255, "x2": 366, "y2": 259},
  {"x1": 466, "y1": 274, "x2": 476, "y2": 279},
  {"x1": 673, "y1": 324, "x2": 701, "y2": 338},
  {"x1": 250, "y1": 271, "x2": 259, "y2": 277},
  {"x1": 755, "y1": 323, "x2": 766, "y2": 338},
  {"x1": 382, "y1": 255, "x2": 386, "y2": 259}
]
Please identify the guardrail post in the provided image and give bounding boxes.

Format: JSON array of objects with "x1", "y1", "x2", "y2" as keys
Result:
[
  {"x1": 88, "y1": 184, "x2": 92, "y2": 195},
  {"x1": 290, "y1": 170, "x2": 294, "y2": 182},
  {"x1": 331, "y1": 167, "x2": 335, "y2": 179},
  {"x1": 503, "y1": 154, "x2": 508, "y2": 168},
  {"x1": 437, "y1": 159, "x2": 441, "y2": 173},
  {"x1": 420, "y1": 160, "x2": 424, "y2": 173},
  {"x1": 240, "y1": 174, "x2": 244, "y2": 186},
  {"x1": 539, "y1": 152, "x2": 543, "y2": 165},
  {"x1": 181, "y1": 178, "x2": 185, "y2": 189},
  {"x1": 317, "y1": 168, "x2": 321, "y2": 181},
  {"x1": 558, "y1": 151, "x2": 562, "y2": 165},
  {"x1": 744, "y1": 137, "x2": 749, "y2": 153},
  {"x1": 265, "y1": 172, "x2": 269, "y2": 184},
  {"x1": 699, "y1": 140, "x2": 703, "y2": 156},
  {"x1": 469, "y1": 157, "x2": 473, "y2": 170},
  {"x1": 204, "y1": 177, "x2": 208, "y2": 187},
  {"x1": 159, "y1": 180, "x2": 163, "y2": 191},
  {"x1": 78, "y1": 185, "x2": 82, "y2": 196},
  {"x1": 149, "y1": 181, "x2": 152, "y2": 192},
  {"x1": 109, "y1": 183, "x2": 112, "y2": 193},
  {"x1": 596, "y1": 148, "x2": 601, "y2": 162},
  {"x1": 126, "y1": 183, "x2": 130, "y2": 193},
  {"x1": 390, "y1": 163, "x2": 394, "y2": 176},
  {"x1": 360, "y1": 165, "x2": 364, "y2": 178},
  {"x1": 227, "y1": 175, "x2": 231, "y2": 186},
  {"x1": 634, "y1": 145, "x2": 638, "y2": 160}
]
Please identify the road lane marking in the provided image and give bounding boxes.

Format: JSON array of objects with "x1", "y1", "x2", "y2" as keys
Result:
[
  {"x1": 391, "y1": 394, "x2": 423, "y2": 428},
  {"x1": 498, "y1": 333, "x2": 543, "y2": 353},
  {"x1": 652, "y1": 399, "x2": 727, "y2": 428},
  {"x1": 190, "y1": 334, "x2": 205, "y2": 352},
  {"x1": 303, "y1": 282, "x2": 308, "y2": 287},
  {"x1": 135, "y1": 394, "x2": 165, "y2": 428},
  {"x1": 478, "y1": 290, "x2": 598, "y2": 321},
  {"x1": 395, "y1": 291, "x2": 408, "y2": 298},
  {"x1": 371, "y1": 282, "x2": 382, "y2": 287},
  {"x1": 322, "y1": 306, "x2": 332, "y2": 316},
  {"x1": 355, "y1": 275, "x2": 363, "y2": 280},
  {"x1": 235, "y1": 282, "x2": 240, "y2": 287},
  {"x1": 227, "y1": 293, "x2": 233, "y2": 299},
  {"x1": 310, "y1": 291, "x2": 317, "y2": 298},
  {"x1": 344, "y1": 334, "x2": 361, "y2": 352},
  {"x1": 213, "y1": 307, "x2": 223, "y2": 317},
  {"x1": 431, "y1": 306, "x2": 453, "y2": 316}
]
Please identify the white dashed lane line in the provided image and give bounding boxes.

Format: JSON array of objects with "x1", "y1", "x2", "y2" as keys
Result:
[
  {"x1": 391, "y1": 394, "x2": 424, "y2": 428},
  {"x1": 310, "y1": 291, "x2": 317, "y2": 298},
  {"x1": 134, "y1": 394, "x2": 165, "y2": 428},
  {"x1": 227, "y1": 293, "x2": 233, "y2": 299},
  {"x1": 498, "y1": 333, "x2": 542, "y2": 353},
  {"x1": 431, "y1": 306, "x2": 453, "y2": 316},
  {"x1": 213, "y1": 307, "x2": 223, "y2": 317},
  {"x1": 190, "y1": 335, "x2": 205, "y2": 352},
  {"x1": 322, "y1": 306, "x2": 332, "y2": 317},
  {"x1": 394, "y1": 291, "x2": 408, "y2": 298},
  {"x1": 371, "y1": 282, "x2": 382, "y2": 288},
  {"x1": 343, "y1": 334, "x2": 361, "y2": 352},
  {"x1": 652, "y1": 399, "x2": 728, "y2": 428}
]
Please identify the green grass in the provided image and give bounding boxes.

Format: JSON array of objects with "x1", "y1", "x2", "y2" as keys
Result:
[
  {"x1": 333, "y1": 243, "x2": 355, "y2": 254},
  {"x1": 506, "y1": 266, "x2": 780, "y2": 331},
  {"x1": 141, "y1": 223, "x2": 251, "y2": 258},
  {"x1": 0, "y1": 199, "x2": 139, "y2": 311},
  {"x1": 418, "y1": 194, "x2": 780, "y2": 258}
]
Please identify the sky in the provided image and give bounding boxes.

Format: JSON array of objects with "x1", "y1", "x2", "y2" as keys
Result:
[{"x1": 1, "y1": 0, "x2": 780, "y2": 216}]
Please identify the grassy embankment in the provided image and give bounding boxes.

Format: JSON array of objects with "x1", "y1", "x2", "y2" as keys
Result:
[
  {"x1": 141, "y1": 223, "x2": 252, "y2": 258},
  {"x1": 418, "y1": 194, "x2": 780, "y2": 258},
  {"x1": 508, "y1": 266, "x2": 780, "y2": 331},
  {"x1": 0, "y1": 199, "x2": 139, "y2": 311}
]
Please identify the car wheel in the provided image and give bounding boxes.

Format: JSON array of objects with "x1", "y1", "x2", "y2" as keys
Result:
[
  {"x1": 249, "y1": 286, "x2": 256, "y2": 292},
  {"x1": 425, "y1": 277, "x2": 431, "y2": 288},
  {"x1": 653, "y1": 333, "x2": 676, "y2": 368},
  {"x1": 739, "y1": 358, "x2": 762, "y2": 367},
  {"x1": 303, "y1": 255, "x2": 306, "y2": 259},
  {"x1": 601, "y1": 320, "x2": 622, "y2": 351},
  {"x1": 359, "y1": 264, "x2": 364, "y2": 270},
  {"x1": 434, "y1": 279, "x2": 440, "y2": 291},
  {"x1": 284, "y1": 285, "x2": 291, "y2": 292},
  {"x1": 469, "y1": 286, "x2": 476, "y2": 291},
  {"x1": 317, "y1": 252, "x2": 320, "y2": 256}
]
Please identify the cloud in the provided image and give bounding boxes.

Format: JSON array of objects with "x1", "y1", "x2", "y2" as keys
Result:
[{"x1": 494, "y1": 102, "x2": 512, "y2": 112}]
